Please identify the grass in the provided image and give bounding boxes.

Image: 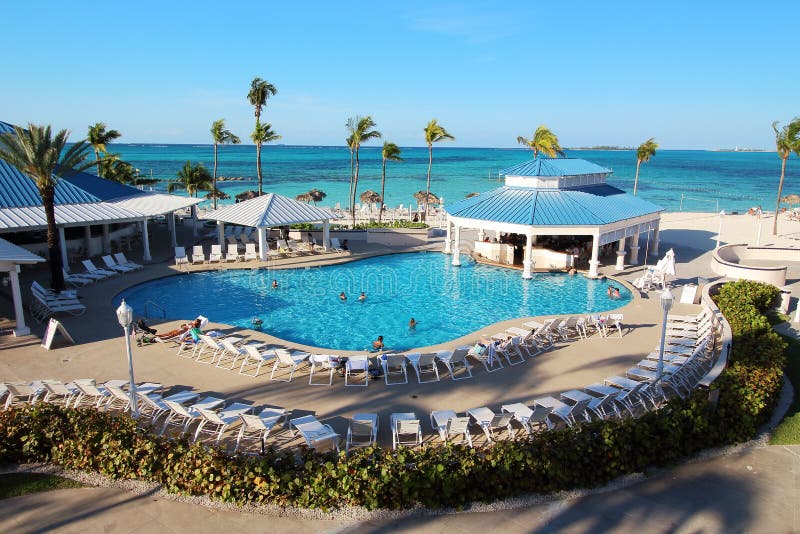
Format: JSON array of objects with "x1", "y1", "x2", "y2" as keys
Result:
[
  {"x1": 770, "y1": 333, "x2": 800, "y2": 444},
  {"x1": 0, "y1": 473, "x2": 83, "y2": 499}
]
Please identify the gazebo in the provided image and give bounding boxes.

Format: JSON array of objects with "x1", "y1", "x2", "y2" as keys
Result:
[
  {"x1": 204, "y1": 193, "x2": 338, "y2": 260},
  {"x1": 0, "y1": 237, "x2": 44, "y2": 336},
  {"x1": 443, "y1": 157, "x2": 663, "y2": 279}
]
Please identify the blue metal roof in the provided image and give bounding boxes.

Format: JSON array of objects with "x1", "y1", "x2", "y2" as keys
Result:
[
  {"x1": 62, "y1": 170, "x2": 146, "y2": 201},
  {"x1": 0, "y1": 121, "x2": 101, "y2": 208},
  {"x1": 445, "y1": 184, "x2": 662, "y2": 226},
  {"x1": 500, "y1": 157, "x2": 611, "y2": 177}
]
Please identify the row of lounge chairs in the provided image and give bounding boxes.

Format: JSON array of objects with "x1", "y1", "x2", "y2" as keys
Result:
[
  {"x1": 63, "y1": 253, "x2": 142, "y2": 287},
  {"x1": 175, "y1": 238, "x2": 349, "y2": 267},
  {"x1": 29, "y1": 281, "x2": 86, "y2": 322}
]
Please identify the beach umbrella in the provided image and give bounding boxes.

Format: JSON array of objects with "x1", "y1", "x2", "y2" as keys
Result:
[
  {"x1": 466, "y1": 192, "x2": 480, "y2": 198},
  {"x1": 308, "y1": 188, "x2": 327, "y2": 204},
  {"x1": 205, "y1": 189, "x2": 230, "y2": 200},
  {"x1": 661, "y1": 248, "x2": 676, "y2": 276},
  {"x1": 295, "y1": 192, "x2": 313, "y2": 203},
  {"x1": 235, "y1": 190, "x2": 259, "y2": 203},
  {"x1": 781, "y1": 194, "x2": 800, "y2": 206},
  {"x1": 413, "y1": 191, "x2": 440, "y2": 204},
  {"x1": 360, "y1": 190, "x2": 382, "y2": 204}
]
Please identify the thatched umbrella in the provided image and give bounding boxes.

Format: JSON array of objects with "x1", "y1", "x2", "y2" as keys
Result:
[
  {"x1": 466, "y1": 192, "x2": 480, "y2": 198},
  {"x1": 360, "y1": 190, "x2": 382, "y2": 204},
  {"x1": 235, "y1": 190, "x2": 259, "y2": 203},
  {"x1": 782, "y1": 194, "x2": 800, "y2": 206},
  {"x1": 206, "y1": 189, "x2": 230, "y2": 201},
  {"x1": 295, "y1": 192, "x2": 313, "y2": 203},
  {"x1": 413, "y1": 190, "x2": 440, "y2": 204},
  {"x1": 307, "y1": 188, "x2": 327, "y2": 205}
]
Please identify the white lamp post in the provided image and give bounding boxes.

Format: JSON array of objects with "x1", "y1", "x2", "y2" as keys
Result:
[
  {"x1": 116, "y1": 299, "x2": 138, "y2": 416},
  {"x1": 756, "y1": 208, "x2": 763, "y2": 246},
  {"x1": 657, "y1": 289, "x2": 674, "y2": 383},
  {"x1": 715, "y1": 210, "x2": 725, "y2": 249}
]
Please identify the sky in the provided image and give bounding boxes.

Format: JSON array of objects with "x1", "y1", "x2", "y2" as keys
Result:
[{"x1": 1, "y1": 1, "x2": 798, "y2": 149}]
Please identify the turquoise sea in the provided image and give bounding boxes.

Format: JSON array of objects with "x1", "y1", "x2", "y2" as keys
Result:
[{"x1": 109, "y1": 145, "x2": 800, "y2": 213}]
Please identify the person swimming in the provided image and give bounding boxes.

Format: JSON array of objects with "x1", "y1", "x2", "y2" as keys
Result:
[
  {"x1": 339, "y1": 291, "x2": 347, "y2": 301},
  {"x1": 271, "y1": 279, "x2": 279, "y2": 289},
  {"x1": 408, "y1": 318, "x2": 417, "y2": 330},
  {"x1": 358, "y1": 292, "x2": 366, "y2": 302},
  {"x1": 372, "y1": 335, "x2": 384, "y2": 351}
]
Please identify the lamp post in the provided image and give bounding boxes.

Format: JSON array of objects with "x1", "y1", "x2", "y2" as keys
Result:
[
  {"x1": 116, "y1": 299, "x2": 138, "y2": 416},
  {"x1": 756, "y1": 208, "x2": 763, "y2": 246},
  {"x1": 715, "y1": 210, "x2": 725, "y2": 249},
  {"x1": 657, "y1": 289, "x2": 674, "y2": 383}
]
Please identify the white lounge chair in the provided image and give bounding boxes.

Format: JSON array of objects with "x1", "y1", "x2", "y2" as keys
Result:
[
  {"x1": 500, "y1": 403, "x2": 551, "y2": 435},
  {"x1": 290, "y1": 415, "x2": 340, "y2": 452},
  {"x1": 345, "y1": 413, "x2": 378, "y2": 452},
  {"x1": 174, "y1": 247, "x2": 189, "y2": 267},
  {"x1": 390, "y1": 412, "x2": 422, "y2": 449},
  {"x1": 430, "y1": 410, "x2": 472, "y2": 447},
  {"x1": 466, "y1": 406, "x2": 515, "y2": 442},
  {"x1": 102, "y1": 254, "x2": 135, "y2": 273},
  {"x1": 191, "y1": 245, "x2": 206, "y2": 264},
  {"x1": 225, "y1": 243, "x2": 241, "y2": 262},
  {"x1": 218, "y1": 338, "x2": 262, "y2": 370},
  {"x1": 436, "y1": 347, "x2": 472, "y2": 380},
  {"x1": 329, "y1": 238, "x2": 347, "y2": 253},
  {"x1": 113, "y1": 252, "x2": 143, "y2": 270},
  {"x1": 239, "y1": 344, "x2": 277, "y2": 377},
  {"x1": 82, "y1": 259, "x2": 117, "y2": 279},
  {"x1": 381, "y1": 355, "x2": 408, "y2": 385},
  {"x1": 466, "y1": 343, "x2": 503, "y2": 373},
  {"x1": 72, "y1": 379, "x2": 111, "y2": 408},
  {"x1": 62, "y1": 269, "x2": 94, "y2": 287},
  {"x1": 243, "y1": 243, "x2": 258, "y2": 261},
  {"x1": 208, "y1": 244, "x2": 223, "y2": 263},
  {"x1": 194, "y1": 334, "x2": 228, "y2": 365},
  {"x1": 235, "y1": 407, "x2": 288, "y2": 453},
  {"x1": 345, "y1": 356, "x2": 370, "y2": 386},
  {"x1": 270, "y1": 349, "x2": 309, "y2": 382},
  {"x1": 161, "y1": 396, "x2": 224, "y2": 436},
  {"x1": 194, "y1": 402, "x2": 253, "y2": 444},
  {"x1": 308, "y1": 354, "x2": 337, "y2": 386},
  {"x1": 41, "y1": 380, "x2": 79, "y2": 407},
  {"x1": 406, "y1": 352, "x2": 440, "y2": 383}
]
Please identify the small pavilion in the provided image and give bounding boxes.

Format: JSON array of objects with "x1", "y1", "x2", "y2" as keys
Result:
[
  {"x1": 443, "y1": 157, "x2": 663, "y2": 278},
  {"x1": 204, "y1": 193, "x2": 337, "y2": 260},
  {"x1": 0, "y1": 237, "x2": 44, "y2": 336}
]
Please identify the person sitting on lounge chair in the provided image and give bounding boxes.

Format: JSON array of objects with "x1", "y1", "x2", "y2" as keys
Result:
[{"x1": 156, "y1": 319, "x2": 199, "y2": 340}]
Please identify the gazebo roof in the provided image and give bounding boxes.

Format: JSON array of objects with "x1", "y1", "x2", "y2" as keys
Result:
[
  {"x1": 204, "y1": 193, "x2": 336, "y2": 227},
  {"x1": 500, "y1": 157, "x2": 610, "y2": 178},
  {"x1": 445, "y1": 184, "x2": 662, "y2": 226},
  {"x1": 0, "y1": 237, "x2": 45, "y2": 264}
]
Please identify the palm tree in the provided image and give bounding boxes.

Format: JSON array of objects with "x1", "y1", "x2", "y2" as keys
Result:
[
  {"x1": 379, "y1": 142, "x2": 402, "y2": 223},
  {"x1": 516, "y1": 125, "x2": 564, "y2": 158},
  {"x1": 87, "y1": 122, "x2": 121, "y2": 177},
  {"x1": 346, "y1": 133, "x2": 356, "y2": 214},
  {"x1": 0, "y1": 124, "x2": 94, "y2": 290},
  {"x1": 345, "y1": 116, "x2": 382, "y2": 223},
  {"x1": 423, "y1": 119, "x2": 454, "y2": 219},
  {"x1": 210, "y1": 119, "x2": 241, "y2": 209},
  {"x1": 168, "y1": 161, "x2": 213, "y2": 197},
  {"x1": 247, "y1": 77, "x2": 277, "y2": 196},
  {"x1": 632, "y1": 138, "x2": 659, "y2": 196},
  {"x1": 250, "y1": 122, "x2": 281, "y2": 195},
  {"x1": 772, "y1": 118, "x2": 800, "y2": 235}
]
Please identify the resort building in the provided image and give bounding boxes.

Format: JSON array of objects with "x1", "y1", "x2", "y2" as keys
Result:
[{"x1": 443, "y1": 157, "x2": 663, "y2": 278}]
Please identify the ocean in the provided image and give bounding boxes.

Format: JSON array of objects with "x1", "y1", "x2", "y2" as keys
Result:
[{"x1": 107, "y1": 144, "x2": 800, "y2": 213}]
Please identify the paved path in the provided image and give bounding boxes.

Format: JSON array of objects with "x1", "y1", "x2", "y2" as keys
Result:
[{"x1": 0, "y1": 443, "x2": 797, "y2": 533}]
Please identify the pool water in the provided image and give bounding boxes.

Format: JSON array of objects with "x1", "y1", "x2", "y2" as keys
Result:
[{"x1": 115, "y1": 252, "x2": 631, "y2": 351}]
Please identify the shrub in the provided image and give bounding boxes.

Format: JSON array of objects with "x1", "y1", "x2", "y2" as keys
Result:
[{"x1": 0, "y1": 281, "x2": 786, "y2": 510}]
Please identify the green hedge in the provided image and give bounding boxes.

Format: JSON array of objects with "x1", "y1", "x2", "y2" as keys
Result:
[{"x1": 0, "y1": 280, "x2": 786, "y2": 510}]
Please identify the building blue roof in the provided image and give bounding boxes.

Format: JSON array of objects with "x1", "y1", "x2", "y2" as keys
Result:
[
  {"x1": 445, "y1": 184, "x2": 662, "y2": 226},
  {"x1": 62, "y1": 170, "x2": 146, "y2": 201},
  {"x1": 0, "y1": 121, "x2": 102, "y2": 208},
  {"x1": 500, "y1": 157, "x2": 610, "y2": 177}
]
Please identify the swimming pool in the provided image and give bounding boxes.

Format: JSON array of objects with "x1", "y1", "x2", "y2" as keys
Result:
[{"x1": 115, "y1": 252, "x2": 631, "y2": 351}]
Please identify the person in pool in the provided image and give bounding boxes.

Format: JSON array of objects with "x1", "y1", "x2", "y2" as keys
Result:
[
  {"x1": 340, "y1": 291, "x2": 347, "y2": 301},
  {"x1": 408, "y1": 318, "x2": 417, "y2": 330},
  {"x1": 372, "y1": 335, "x2": 384, "y2": 351},
  {"x1": 271, "y1": 279, "x2": 279, "y2": 289},
  {"x1": 358, "y1": 292, "x2": 366, "y2": 302}
]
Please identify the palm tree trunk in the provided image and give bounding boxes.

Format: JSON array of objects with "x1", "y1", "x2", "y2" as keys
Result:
[
  {"x1": 212, "y1": 143, "x2": 218, "y2": 209},
  {"x1": 773, "y1": 157, "x2": 788, "y2": 235},
  {"x1": 633, "y1": 159, "x2": 642, "y2": 196},
  {"x1": 425, "y1": 144, "x2": 433, "y2": 221},
  {"x1": 94, "y1": 149, "x2": 101, "y2": 177},
  {"x1": 379, "y1": 158, "x2": 386, "y2": 224},
  {"x1": 41, "y1": 186, "x2": 65, "y2": 291},
  {"x1": 348, "y1": 150, "x2": 354, "y2": 218},
  {"x1": 256, "y1": 143, "x2": 263, "y2": 196},
  {"x1": 351, "y1": 149, "x2": 360, "y2": 227}
]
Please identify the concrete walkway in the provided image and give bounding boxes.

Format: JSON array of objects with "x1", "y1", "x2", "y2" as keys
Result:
[{"x1": 0, "y1": 443, "x2": 797, "y2": 533}]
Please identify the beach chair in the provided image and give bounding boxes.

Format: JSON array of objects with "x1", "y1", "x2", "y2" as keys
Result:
[
  {"x1": 390, "y1": 412, "x2": 422, "y2": 449},
  {"x1": 136, "y1": 390, "x2": 198, "y2": 426},
  {"x1": 345, "y1": 413, "x2": 378, "y2": 452},
  {"x1": 41, "y1": 380, "x2": 80, "y2": 407},
  {"x1": 501, "y1": 403, "x2": 551, "y2": 435},
  {"x1": 345, "y1": 356, "x2": 370, "y2": 386},
  {"x1": 225, "y1": 243, "x2": 241, "y2": 262},
  {"x1": 406, "y1": 352, "x2": 440, "y2": 383},
  {"x1": 466, "y1": 342, "x2": 504, "y2": 373},
  {"x1": 72, "y1": 379, "x2": 111, "y2": 408},
  {"x1": 235, "y1": 407, "x2": 288, "y2": 453},
  {"x1": 290, "y1": 415, "x2": 340, "y2": 452},
  {"x1": 270, "y1": 349, "x2": 309, "y2": 382},
  {"x1": 194, "y1": 402, "x2": 253, "y2": 444},
  {"x1": 161, "y1": 396, "x2": 224, "y2": 436},
  {"x1": 430, "y1": 410, "x2": 472, "y2": 447},
  {"x1": 466, "y1": 407, "x2": 515, "y2": 442},
  {"x1": 243, "y1": 243, "x2": 258, "y2": 261},
  {"x1": 500, "y1": 336, "x2": 526, "y2": 366},
  {"x1": 435, "y1": 347, "x2": 473, "y2": 380},
  {"x1": 557, "y1": 316, "x2": 582, "y2": 340},
  {"x1": 191, "y1": 245, "x2": 206, "y2": 264},
  {"x1": 102, "y1": 254, "x2": 135, "y2": 273},
  {"x1": 239, "y1": 344, "x2": 277, "y2": 377},
  {"x1": 208, "y1": 244, "x2": 223, "y2": 263},
  {"x1": 174, "y1": 247, "x2": 189, "y2": 267},
  {"x1": 29, "y1": 286, "x2": 86, "y2": 322},
  {"x1": 308, "y1": 354, "x2": 337, "y2": 386},
  {"x1": 113, "y1": 252, "x2": 143, "y2": 270},
  {"x1": 329, "y1": 238, "x2": 346, "y2": 253},
  {"x1": 217, "y1": 338, "x2": 262, "y2": 370},
  {"x1": 2, "y1": 383, "x2": 40, "y2": 410},
  {"x1": 381, "y1": 354, "x2": 409, "y2": 385},
  {"x1": 62, "y1": 269, "x2": 94, "y2": 287},
  {"x1": 82, "y1": 259, "x2": 117, "y2": 279}
]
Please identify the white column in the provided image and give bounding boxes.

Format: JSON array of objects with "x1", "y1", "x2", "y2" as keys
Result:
[
  {"x1": 444, "y1": 220, "x2": 452, "y2": 254},
  {"x1": 322, "y1": 220, "x2": 331, "y2": 251},
  {"x1": 615, "y1": 238, "x2": 626, "y2": 271},
  {"x1": 192, "y1": 206, "x2": 199, "y2": 237},
  {"x1": 141, "y1": 219, "x2": 152, "y2": 261},
  {"x1": 217, "y1": 221, "x2": 225, "y2": 245},
  {"x1": 58, "y1": 227, "x2": 68, "y2": 269},
  {"x1": 495, "y1": 230, "x2": 502, "y2": 241},
  {"x1": 477, "y1": 228, "x2": 485, "y2": 242},
  {"x1": 522, "y1": 232, "x2": 533, "y2": 279},
  {"x1": 9, "y1": 267, "x2": 29, "y2": 336},
  {"x1": 257, "y1": 226, "x2": 268, "y2": 260},
  {"x1": 169, "y1": 212, "x2": 177, "y2": 248},
  {"x1": 84, "y1": 226, "x2": 92, "y2": 256},
  {"x1": 451, "y1": 225, "x2": 461, "y2": 266},
  {"x1": 101, "y1": 224, "x2": 111, "y2": 254},
  {"x1": 652, "y1": 225, "x2": 660, "y2": 255},
  {"x1": 588, "y1": 233, "x2": 600, "y2": 278},
  {"x1": 629, "y1": 232, "x2": 640, "y2": 264}
]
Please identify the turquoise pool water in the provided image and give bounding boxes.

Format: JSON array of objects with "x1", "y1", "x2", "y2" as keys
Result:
[{"x1": 115, "y1": 252, "x2": 631, "y2": 351}]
